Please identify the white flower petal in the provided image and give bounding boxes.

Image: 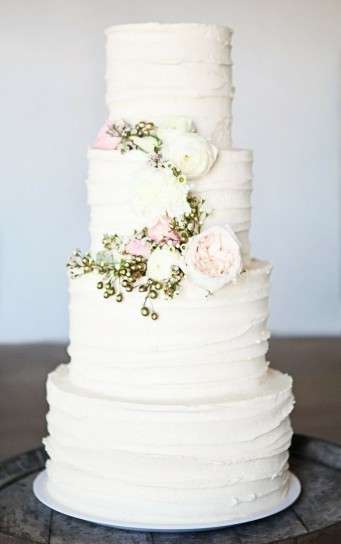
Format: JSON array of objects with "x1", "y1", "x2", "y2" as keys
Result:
[
  {"x1": 147, "y1": 246, "x2": 183, "y2": 282},
  {"x1": 132, "y1": 167, "x2": 190, "y2": 228},
  {"x1": 162, "y1": 132, "x2": 218, "y2": 179}
]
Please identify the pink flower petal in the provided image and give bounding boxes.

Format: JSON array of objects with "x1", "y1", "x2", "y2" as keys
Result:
[
  {"x1": 93, "y1": 121, "x2": 120, "y2": 150},
  {"x1": 125, "y1": 239, "x2": 150, "y2": 258},
  {"x1": 148, "y1": 216, "x2": 180, "y2": 243}
]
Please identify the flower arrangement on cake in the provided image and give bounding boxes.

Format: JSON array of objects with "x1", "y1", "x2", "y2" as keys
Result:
[{"x1": 67, "y1": 118, "x2": 243, "y2": 318}]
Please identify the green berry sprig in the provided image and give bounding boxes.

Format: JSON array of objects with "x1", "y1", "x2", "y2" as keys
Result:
[
  {"x1": 67, "y1": 250, "x2": 96, "y2": 278},
  {"x1": 107, "y1": 120, "x2": 162, "y2": 155},
  {"x1": 68, "y1": 120, "x2": 210, "y2": 319},
  {"x1": 170, "y1": 195, "x2": 208, "y2": 246},
  {"x1": 67, "y1": 193, "x2": 207, "y2": 319},
  {"x1": 67, "y1": 236, "x2": 148, "y2": 306}
]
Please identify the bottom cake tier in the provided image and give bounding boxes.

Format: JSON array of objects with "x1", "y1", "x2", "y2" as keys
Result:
[{"x1": 44, "y1": 364, "x2": 294, "y2": 525}]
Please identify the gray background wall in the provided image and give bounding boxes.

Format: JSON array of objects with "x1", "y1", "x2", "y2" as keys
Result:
[{"x1": 1, "y1": 0, "x2": 340, "y2": 342}]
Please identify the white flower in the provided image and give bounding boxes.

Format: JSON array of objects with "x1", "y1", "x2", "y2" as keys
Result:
[
  {"x1": 158, "y1": 116, "x2": 195, "y2": 133},
  {"x1": 131, "y1": 135, "x2": 157, "y2": 154},
  {"x1": 147, "y1": 246, "x2": 183, "y2": 282},
  {"x1": 185, "y1": 225, "x2": 242, "y2": 292},
  {"x1": 162, "y1": 132, "x2": 218, "y2": 179},
  {"x1": 132, "y1": 166, "x2": 190, "y2": 227}
]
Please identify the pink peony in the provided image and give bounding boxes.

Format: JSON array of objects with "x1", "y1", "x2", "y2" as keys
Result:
[
  {"x1": 185, "y1": 225, "x2": 242, "y2": 292},
  {"x1": 125, "y1": 239, "x2": 150, "y2": 258},
  {"x1": 93, "y1": 121, "x2": 120, "y2": 150},
  {"x1": 148, "y1": 216, "x2": 180, "y2": 243}
]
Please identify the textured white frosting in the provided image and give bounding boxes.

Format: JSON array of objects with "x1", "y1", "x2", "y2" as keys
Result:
[
  {"x1": 105, "y1": 23, "x2": 233, "y2": 148},
  {"x1": 45, "y1": 259, "x2": 294, "y2": 523},
  {"x1": 68, "y1": 260, "x2": 270, "y2": 403},
  {"x1": 44, "y1": 363, "x2": 293, "y2": 524},
  {"x1": 43, "y1": 22, "x2": 295, "y2": 526},
  {"x1": 87, "y1": 147, "x2": 252, "y2": 260}
]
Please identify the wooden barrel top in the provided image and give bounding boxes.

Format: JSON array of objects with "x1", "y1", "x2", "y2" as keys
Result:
[{"x1": 0, "y1": 434, "x2": 341, "y2": 543}]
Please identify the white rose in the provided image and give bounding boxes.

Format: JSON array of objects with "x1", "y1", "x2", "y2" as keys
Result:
[
  {"x1": 185, "y1": 225, "x2": 242, "y2": 292},
  {"x1": 132, "y1": 166, "x2": 191, "y2": 227},
  {"x1": 158, "y1": 116, "x2": 195, "y2": 133},
  {"x1": 147, "y1": 246, "x2": 183, "y2": 282},
  {"x1": 162, "y1": 132, "x2": 218, "y2": 179}
]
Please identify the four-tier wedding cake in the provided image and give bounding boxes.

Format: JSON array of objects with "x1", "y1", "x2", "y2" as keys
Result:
[{"x1": 43, "y1": 23, "x2": 294, "y2": 527}]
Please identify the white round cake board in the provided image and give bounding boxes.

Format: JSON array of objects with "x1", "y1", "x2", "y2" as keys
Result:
[{"x1": 33, "y1": 470, "x2": 301, "y2": 532}]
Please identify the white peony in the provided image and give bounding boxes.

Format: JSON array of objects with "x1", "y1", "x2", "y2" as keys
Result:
[
  {"x1": 162, "y1": 132, "x2": 218, "y2": 179},
  {"x1": 185, "y1": 225, "x2": 242, "y2": 292},
  {"x1": 132, "y1": 166, "x2": 191, "y2": 228},
  {"x1": 147, "y1": 246, "x2": 184, "y2": 282}
]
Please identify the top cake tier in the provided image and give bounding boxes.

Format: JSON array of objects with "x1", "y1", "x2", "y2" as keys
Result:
[{"x1": 105, "y1": 23, "x2": 234, "y2": 149}]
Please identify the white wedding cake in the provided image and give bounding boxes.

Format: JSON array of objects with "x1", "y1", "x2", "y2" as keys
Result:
[{"x1": 43, "y1": 23, "x2": 294, "y2": 526}]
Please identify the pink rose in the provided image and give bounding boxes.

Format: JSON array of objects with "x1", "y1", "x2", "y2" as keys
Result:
[
  {"x1": 148, "y1": 216, "x2": 180, "y2": 243},
  {"x1": 93, "y1": 121, "x2": 120, "y2": 150},
  {"x1": 185, "y1": 225, "x2": 242, "y2": 292},
  {"x1": 125, "y1": 239, "x2": 150, "y2": 258}
]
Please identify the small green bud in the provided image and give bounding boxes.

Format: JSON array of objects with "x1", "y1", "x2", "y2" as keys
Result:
[{"x1": 138, "y1": 285, "x2": 148, "y2": 292}]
